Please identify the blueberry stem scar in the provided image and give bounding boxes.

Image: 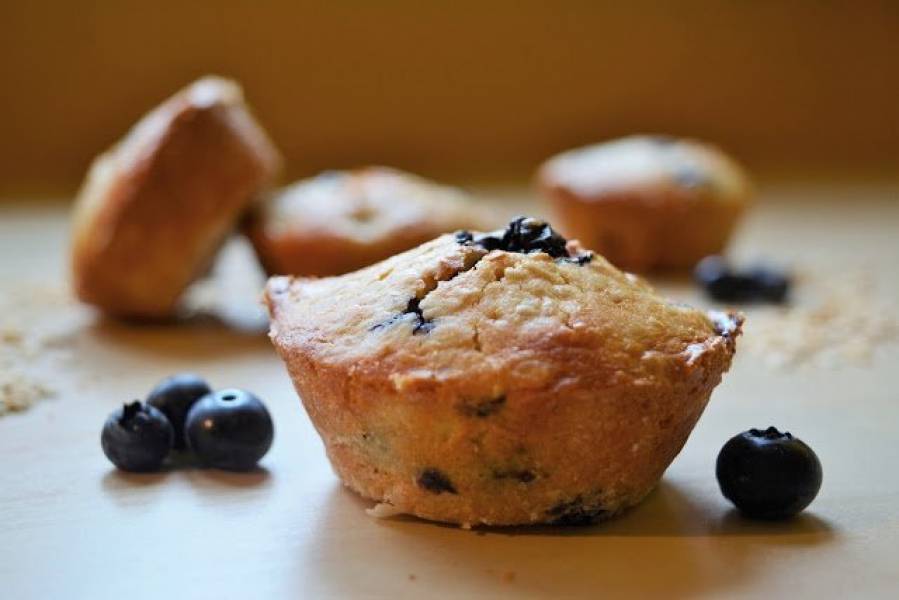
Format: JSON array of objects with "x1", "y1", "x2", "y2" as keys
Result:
[{"x1": 119, "y1": 400, "x2": 142, "y2": 426}]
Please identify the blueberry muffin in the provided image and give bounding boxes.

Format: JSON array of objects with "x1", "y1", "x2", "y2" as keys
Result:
[
  {"x1": 71, "y1": 76, "x2": 281, "y2": 318},
  {"x1": 538, "y1": 135, "x2": 751, "y2": 271},
  {"x1": 244, "y1": 167, "x2": 495, "y2": 276},
  {"x1": 265, "y1": 217, "x2": 742, "y2": 527}
]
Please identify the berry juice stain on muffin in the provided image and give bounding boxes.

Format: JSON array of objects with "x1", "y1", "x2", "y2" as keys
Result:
[{"x1": 265, "y1": 217, "x2": 742, "y2": 527}]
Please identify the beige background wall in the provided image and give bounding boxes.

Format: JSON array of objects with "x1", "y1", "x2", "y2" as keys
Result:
[{"x1": 1, "y1": 1, "x2": 897, "y2": 194}]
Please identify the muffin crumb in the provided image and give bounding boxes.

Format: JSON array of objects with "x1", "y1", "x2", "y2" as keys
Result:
[
  {"x1": 0, "y1": 284, "x2": 85, "y2": 417},
  {"x1": 0, "y1": 371, "x2": 54, "y2": 415},
  {"x1": 740, "y1": 268, "x2": 897, "y2": 368},
  {"x1": 366, "y1": 502, "x2": 405, "y2": 519}
]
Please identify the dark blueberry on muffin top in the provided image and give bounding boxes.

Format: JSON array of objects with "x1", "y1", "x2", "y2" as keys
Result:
[{"x1": 456, "y1": 216, "x2": 570, "y2": 258}]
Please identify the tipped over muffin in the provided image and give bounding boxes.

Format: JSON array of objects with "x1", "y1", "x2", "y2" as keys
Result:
[
  {"x1": 538, "y1": 135, "x2": 751, "y2": 271},
  {"x1": 245, "y1": 167, "x2": 495, "y2": 277},
  {"x1": 265, "y1": 217, "x2": 742, "y2": 527},
  {"x1": 71, "y1": 76, "x2": 281, "y2": 319}
]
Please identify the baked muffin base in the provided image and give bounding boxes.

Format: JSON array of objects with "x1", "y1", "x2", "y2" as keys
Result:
[{"x1": 317, "y1": 321, "x2": 737, "y2": 527}]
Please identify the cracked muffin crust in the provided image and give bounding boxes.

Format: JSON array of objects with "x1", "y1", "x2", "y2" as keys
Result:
[
  {"x1": 266, "y1": 218, "x2": 742, "y2": 527},
  {"x1": 244, "y1": 167, "x2": 495, "y2": 277},
  {"x1": 538, "y1": 135, "x2": 751, "y2": 271},
  {"x1": 71, "y1": 76, "x2": 281, "y2": 318}
]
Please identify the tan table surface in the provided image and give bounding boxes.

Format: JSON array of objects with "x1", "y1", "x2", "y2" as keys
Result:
[{"x1": 1, "y1": 180, "x2": 898, "y2": 599}]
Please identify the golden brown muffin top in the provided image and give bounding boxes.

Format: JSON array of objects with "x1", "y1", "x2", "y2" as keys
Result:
[{"x1": 266, "y1": 218, "x2": 740, "y2": 396}]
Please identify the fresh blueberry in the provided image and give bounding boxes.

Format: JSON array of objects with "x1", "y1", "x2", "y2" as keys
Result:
[
  {"x1": 503, "y1": 216, "x2": 569, "y2": 257},
  {"x1": 716, "y1": 427, "x2": 822, "y2": 519},
  {"x1": 101, "y1": 401, "x2": 174, "y2": 472},
  {"x1": 694, "y1": 256, "x2": 755, "y2": 302},
  {"x1": 694, "y1": 256, "x2": 791, "y2": 303},
  {"x1": 747, "y1": 266, "x2": 790, "y2": 303},
  {"x1": 693, "y1": 255, "x2": 728, "y2": 286},
  {"x1": 185, "y1": 389, "x2": 274, "y2": 471},
  {"x1": 146, "y1": 373, "x2": 212, "y2": 450}
]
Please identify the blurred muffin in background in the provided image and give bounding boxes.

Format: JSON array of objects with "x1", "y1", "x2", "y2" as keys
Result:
[
  {"x1": 71, "y1": 76, "x2": 281, "y2": 319},
  {"x1": 537, "y1": 135, "x2": 751, "y2": 272},
  {"x1": 245, "y1": 167, "x2": 496, "y2": 276}
]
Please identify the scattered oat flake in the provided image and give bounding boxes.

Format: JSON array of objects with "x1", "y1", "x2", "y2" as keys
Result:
[
  {"x1": 0, "y1": 283, "x2": 88, "y2": 416},
  {"x1": 740, "y1": 268, "x2": 898, "y2": 369},
  {"x1": 0, "y1": 372, "x2": 54, "y2": 415}
]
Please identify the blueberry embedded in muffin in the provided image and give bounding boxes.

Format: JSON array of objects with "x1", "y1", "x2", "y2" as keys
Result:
[
  {"x1": 265, "y1": 217, "x2": 742, "y2": 527},
  {"x1": 454, "y1": 216, "x2": 593, "y2": 265}
]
